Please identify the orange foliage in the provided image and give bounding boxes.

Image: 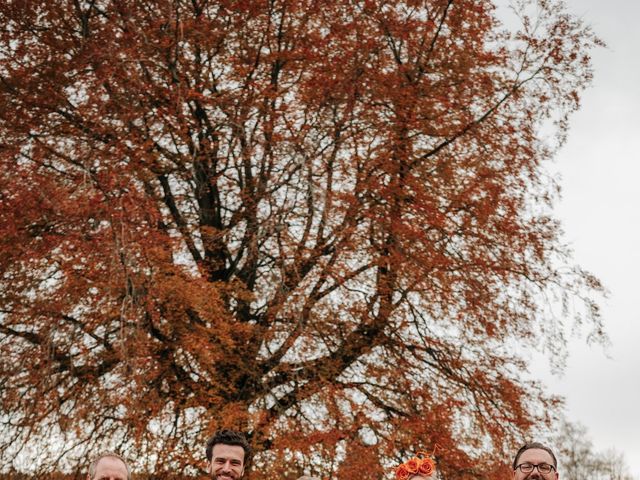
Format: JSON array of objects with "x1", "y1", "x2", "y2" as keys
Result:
[{"x1": 0, "y1": 0, "x2": 604, "y2": 478}]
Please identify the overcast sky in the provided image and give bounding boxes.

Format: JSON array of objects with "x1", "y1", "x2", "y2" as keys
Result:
[{"x1": 529, "y1": 0, "x2": 640, "y2": 477}]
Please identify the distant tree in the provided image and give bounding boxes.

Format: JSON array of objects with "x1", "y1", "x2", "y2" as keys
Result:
[
  {"x1": 0, "y1": 0, "x2": 604, "y2": 478},
  {"x1": 556, "y1": 420, "x2": 595, "y2": 480},
  {"x1": 555, "y1": 420, "x2": 633, "y2": 480},
  {"x1": 594, "y1": 449, "x2": 634, "y2": 480}
]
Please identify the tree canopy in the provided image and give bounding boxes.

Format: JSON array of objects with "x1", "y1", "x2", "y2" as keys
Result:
[{"x1": 0, "y1": 0, "x2": 604, "y2": 478}]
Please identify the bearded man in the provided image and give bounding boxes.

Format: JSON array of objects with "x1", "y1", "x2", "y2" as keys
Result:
[{"x1": 512, "y1": 442, "x2": 559, "y2": 480}]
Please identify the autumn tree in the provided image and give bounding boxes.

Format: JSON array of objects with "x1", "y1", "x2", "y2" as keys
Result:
[{"x1": 0, "y1": 0, "x2": 604, "y2": 478}]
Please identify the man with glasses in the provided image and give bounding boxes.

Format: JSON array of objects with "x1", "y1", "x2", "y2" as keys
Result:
[{"x1": 512, "y1": 442, "x2": 559, "y2": 480}]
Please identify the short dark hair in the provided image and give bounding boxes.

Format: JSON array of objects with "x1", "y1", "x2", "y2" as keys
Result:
[
  {"x1": 206, "y1": 430, "x2": 252, "y2": 466},
  {"x1": 512, "y1": 442, "x2": 558, "y2": 469}
]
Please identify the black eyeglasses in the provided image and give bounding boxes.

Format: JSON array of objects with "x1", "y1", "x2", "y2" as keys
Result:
[{"x1": 516, "y1": 463, "x2": 556, "y2": 474}]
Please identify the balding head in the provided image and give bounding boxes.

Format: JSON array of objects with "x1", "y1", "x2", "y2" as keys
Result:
[{"x1": 87, "y1": 452, "x2": 130, "y2": 480}]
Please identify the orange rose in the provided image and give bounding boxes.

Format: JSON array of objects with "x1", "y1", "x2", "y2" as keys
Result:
[
  {"x1": 418, "y1": 457, "x2": 435, "y2": 476},
  {"x1": 405, "y1": 458, "x2": 420, "y2": 473},
  {"x1": 396, "y1": 464, "x2": 410, "y2": 480}
]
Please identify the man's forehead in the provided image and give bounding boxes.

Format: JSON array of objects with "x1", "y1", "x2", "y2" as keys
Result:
[
  {"x1": 212, "y1": 443, "x2": 245, "y2": 461},
  {"x1": 519, "y1": 448, "x2": 555, "y2": 463},
  {"x1": 94, "y1": 456, "x2": 128, "y2": 477}
]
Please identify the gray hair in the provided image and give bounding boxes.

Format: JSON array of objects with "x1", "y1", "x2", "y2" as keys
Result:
[{"x1": 87, "y1": 451, "x2": 131, "y2": 480}]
